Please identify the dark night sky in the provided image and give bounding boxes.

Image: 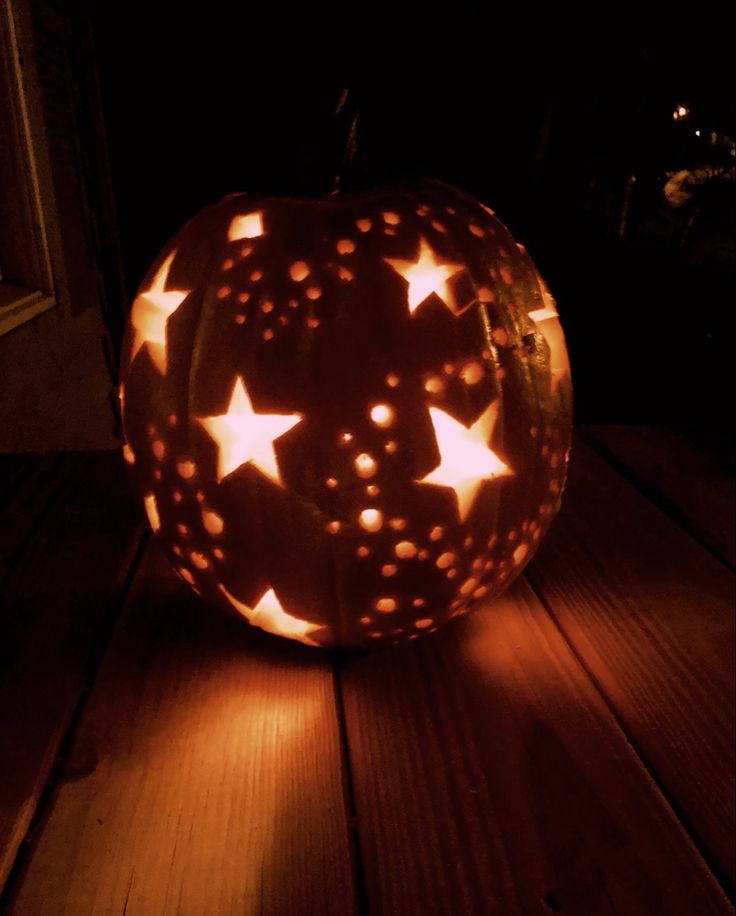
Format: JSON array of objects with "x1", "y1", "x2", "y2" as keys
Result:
[{"x1": 91, "y1": 16, "x2": 735, "y2": 436}]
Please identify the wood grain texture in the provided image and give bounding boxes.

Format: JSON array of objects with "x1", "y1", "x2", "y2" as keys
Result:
[
  {"x1": 0, "y1": 451, "x2": 142, "y2": 891},
  {"x1": 340, "y1": 578, "x2": 731, "y2": 916},
  {"x1": 6, "y1": 546, "x2": 356, "y2": 916},
  {"x1": 527, "y1": 438, "x2": 735, "y2": 887},
  {"x1": 582, "y1": 424, "x2": 735, "y2": 566}
]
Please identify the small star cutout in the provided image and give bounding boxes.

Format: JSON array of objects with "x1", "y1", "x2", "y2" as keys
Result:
[
  {"x1": 384, "y1": 237, "x2": 465, "y2": 315},
  {"x1": 418, "y1": 401, "x2": 512, "y2": 520},
  {"x1": 198, "y1": 376, "x2": 302, "y2": 484},
  {"x1": 129, "y1": 251, "x2": 190, "y2": 374},
  {"x1": 219, "y1": 584, "x2": 319, "y2": 645}
]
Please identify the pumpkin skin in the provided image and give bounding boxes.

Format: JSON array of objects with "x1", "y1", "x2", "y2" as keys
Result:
[{"x1": 120, "y1": 181, "x2": 572, "y2": 649}]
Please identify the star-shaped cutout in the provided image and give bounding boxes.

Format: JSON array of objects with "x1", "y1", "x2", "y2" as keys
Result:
[
  {"x1": 528, "y1": 280, "x2": 570, "y2": 395},
  {"x1": 219, "y1": 584, "x2": 320, "y2": 646},
  {"x1": 129, "y1": 251, "x2": 190, "y2": 374},
  {"x1": 418, "y1": 402, "x2": 512, "y2": 520},
  {"x1": 384, "y1": 237, "x2": 465, "y2": 315},
  {"x1": 198, "y1": 376, "x2": 302, "y2": 484}
]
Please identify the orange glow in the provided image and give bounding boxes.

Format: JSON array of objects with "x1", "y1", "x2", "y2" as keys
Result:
[
  {"x1": 228, "y1": 211, "x2": 264, "y2": 240},
  {"x1": 289, "y1": 261, "x2": 310, "y2": 281},
  {"x1": 369, "y1": 403, "x2": 395, "y2": 427},
  {"x1": 384, "y1": 237, "x2": 464, "y2": 315},
  {"x1": 144, "y1": 492, "x2": 161, "y2": 532},
  {"x1": 198, "y1": 376, "x2": 302, "y2": 484},
  {"x1": 219, "y1": 584, "x2": 319, "y2": 646},
  {"x1": 123, "y1": 443, "x2": 135, "y2": 465},
  {"x1": 359, "y1": 508, "x2": 383, "y2": 532},
  {"x1": 418, "y1": 402, "x2": 512, "y2": 521},
  {"x1": 129, "y1": 251, "x2": 190, "y2": 374},
  {"x1": 202, "y1": 509, "x2": 225, "y2": 536},
  {"x1": 354, "y1": 453, "x2": 377, "y2": 479}
]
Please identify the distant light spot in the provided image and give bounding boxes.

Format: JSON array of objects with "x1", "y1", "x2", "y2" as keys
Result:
[
  {"x1": 513, "y1": 544, "x2": 529, "y2": 565},
  {"x1": 460, "y1": 361, "x2": 484, "y2": 385},
  {"x1": 260, "y1": 300, "x2": 274, "y2": 313},
  {"x1": 337, "y1": 239, "x2": 355, "y2": 254},
  {"x1": 177, "y1": 523, "x2": 189, "y2": 536},
  {"x1": 202, "y1": 509, "x2": 224, "y2": 536},
  {"x1": 375, "y1": 597, "x2": 397, "y2": 613},
  {"x1": 459, "y1": 577, "x2": 479, "y2": 596},
  {"x1": 500, "y1": 266, "x2": 513, "y2": 285},
  {"x1": 366, "y1": 484, "x2": 380, "y2": 497},
  {"x1": 239, "y1": 245, "x2": 253, "y2": 259},
  {"x1": 179, "y1": 568, "x2": 195, "y2": 585},
  {"x1": 290, "y1": 261, "x2": 310, "y2": 281},
  {"x1": 412, "y1": 598, "x2": 426, "y2": 608},
  {"x1": 473, "y1": 586, "x2": 489, "y2": 598},
  {"x1": 469, "y1": 224, "x2": 485, "y2": 237},
  {"x1": 307, "y1": 316, "x2": 320, "y2": 329},
  {"x1": 370, "y1": 403, "x2": 395, "y2": 427},
  {"x1": 415, "y1": 618, "x2": 433, "y2": 629},
  {"x1": 153, "y1": 469, "x2": 162, "y2": 481},
  {"x1": 446, "y1": 569, "x2": 458, "y2": 579},
  {"x1": 237, "y1": 291, "x2": 251, "y2": 303},
  {"x1": 384, "y1": 441, "x2": 398, "y2": 454},
  {"x1": 356, "y1": 218, "x2": 372, "y2": 232},
  {"x1": 228, "y1": 211, "x2": 264, "y2": 240},
  {"x1": 190, "y1": 551, "x2": 210, "y2": 570},
  {"x1": 123, "y1": 443, "x2": 135, "y2": 464},
  {"x1": 354, "y1": 453, "x2": 377, "y2": 478},
  {"x1": 418, "y1": 549, "x2": 430, "y2": 560},
  {"x1": 359, "y1": 508, "x2": 383, "y2": 532},
  {"x1": 424, "y1": 375, "x2": 444, "y2": 395},
  {"x1": 382, "y1": 564, "x2": 398, "y2": 577},
  {"x1": 250, "y1": 270, "x2": 263, "y2": 281},
  {"x1": 338, "y1": 430, "x2": 354, "y2": 447},
  {"x1": 144, "y1": 493, "x2": 161, "y2": 532},
  {"x1": 172, "y1": 490, "x2": 183, "y2": 504},
  {"x1": 152, "y1": 440, "x2": 165, "y2": 460},
  {"x1": 326, "y1": 477, "x2": 338, "y2": 489},
  {"x1": 326, "y1": 521, "x2": 341, "y2": 534},
  {"x1": 386, "y1": 373, "x2": 400, "y2": 387},
  {"x1": 222, "y1": 258, "x2": 235, "y2": 271},
  {"x1": 492, "y1": 327, "x2": 508, "y2": 346},
  {"x1": 478, "y1": 286, "x2": 494, "y2": 303},
  {"x1": 167, "y1": 414, "x2": 177, "y2": 427},
  {"x1": 395, "y1": 540, "x2": 417, "y2": 559},
  {"x1": 357, "y1": 545, "x2": 370, "y2": 557},
  {"x1": 262, "y1": 329, "x2": 274, "y2": 341},
  {"x1": 306, "y1": 286, "x2": 322, "y2": 300},
  {"x1": 429, "y1": 525, "x2": 444, "y2": 541},
  {"x1": 217, "y1": 286, "x2": 230, "y2": 299},
  {"x1": 388, "y1": 518, "x2": 407, "y2": 531},
  {"x1": 289, "y1": 299, "x2": 299, "y2": 309},
  {"x1": 213, "y1": 548, "x2": 224, "y2": 560},
  {"x1": 195, "y1": 491, "x2": 206, "y2": 504},
  {"x1": 177, "y1": 459, "x2": 196, "y2": 479},
  {"x1": 436, "y1": 552, "x2": 456, "y2": 569},
  {"x1": 383, "y1": 211, "x2": 400, "y2": 225},
  {"x1": 360, "y1": 616, "x2": 371, "y2": 625},
  {"x1": 443, "y1": 362, "x2": 455, "y2": 376},
  {"x1": 431, "y1": 220, "x2": 446, "y2": 233},
  {"x1": 338, "y1": 266, "x2": 354, "y2": 281}
]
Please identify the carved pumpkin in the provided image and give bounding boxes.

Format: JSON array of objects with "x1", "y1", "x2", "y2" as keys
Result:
[{"x1": 120, "y1": 181, "x2": 572, "y2": 648}]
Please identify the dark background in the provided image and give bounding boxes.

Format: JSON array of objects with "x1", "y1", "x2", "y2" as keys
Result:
[{"x1": 90, "y1": 18, "x2": 735, "y2": 446}]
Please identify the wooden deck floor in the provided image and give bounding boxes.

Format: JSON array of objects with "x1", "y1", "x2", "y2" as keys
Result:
[{"x1": 0, "y1": 430, "x2": 733, "y2": 915}]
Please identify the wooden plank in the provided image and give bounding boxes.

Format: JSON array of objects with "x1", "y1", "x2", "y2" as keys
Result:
[
  {"x1": 340, "y1": 579, "x2": 731, "y2": 915},
  {"x1": 0, "y1": 451, "x2": 142, "y2": 891},
  {"x1": 6, "y1": 546, "x2": 356, "y2": 916},
  {"x1": 583, "y1": 424, "x2": 735, "y2": 566},
  {"x1": 527, "y1": 438, "x2": 735, "y2": 886}
]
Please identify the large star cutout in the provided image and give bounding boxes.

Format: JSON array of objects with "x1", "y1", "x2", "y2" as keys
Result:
[
  {"x1": 528, "y1": 280, "x2": 570, "y2": 395},
  {"x1": 129, "y1": 251, "x2": 190, "y2": 374},
  {"x1": 384, "y1": 237, "x2": 465, "y2": 315},
  {"x1": 418, "y1": 402, "x2": 512, "y2": 520},
  {"x1": 198, "y1": 376, "x2": 302, "y2": 484},
  {"x1": 219, "y1": 584, "x2": 320, "y2": 646}
]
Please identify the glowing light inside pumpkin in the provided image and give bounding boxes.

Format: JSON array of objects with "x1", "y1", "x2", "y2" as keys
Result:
[
  {"x1": 418, "y1": 402, "x2": 512, "y2": 521},
  {"x1": 219, "y1": 584, "x2": 319, "y2": 645},
  {"x1": 228, "y1": 211, "x2": 264, "y2": 241},
  {"x1": 144, "y1": 493, "x2": 161, "y2": 532},
  {"x1": 359, "y1": 508, "x2": 383, "y2": 532},
  {"x1": 384, "y1": 237, "x2": 464, "y2": 315},
  {"x1": 129, "y1": 251, "x2": 190, "y2": 374},
  {"x1": 198, "y1": 376, "x2": 302, "y2": 484},
  {"x1": 369, "y1": 403, "x2": 395, "y2": 427}
]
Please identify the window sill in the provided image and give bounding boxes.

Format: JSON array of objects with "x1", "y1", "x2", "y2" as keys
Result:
[{"x1": 0, "y1": 285, "x2": 56, "y2": 336}]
